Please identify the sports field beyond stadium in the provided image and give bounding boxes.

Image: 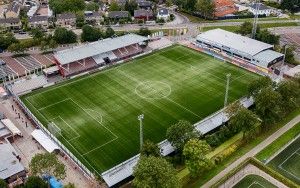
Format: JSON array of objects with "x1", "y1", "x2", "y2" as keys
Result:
[
  {"x1": 21, "y1": 45, "x2": 259, "y2": 174},
  {"x1": 233, "y1": 174, "x2": 277, "y2": 188},
  {"x1": 268, "y1": 135, "x2": 300, "y2": 184}
]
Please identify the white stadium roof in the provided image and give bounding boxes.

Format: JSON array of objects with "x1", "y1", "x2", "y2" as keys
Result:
[
  {"x1": 54, "y1": 34, "x2": 147, "y2": 65},
  {"x1": 1, "y1": 119, "x2": 22, "y2": 136},
  {"x1": 196, "y1": 29, "x2": 273, "y2": 56},
  {"x1": 102, "y1": 96, "x2": 254, "y2": 187},
  {"x1": 31, "y1": 129, "x2": 60, "y2": 153}
]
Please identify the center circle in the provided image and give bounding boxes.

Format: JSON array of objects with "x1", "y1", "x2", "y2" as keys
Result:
[{"x1": 135, "y1": 81, "x2": 171, "y2": 99}]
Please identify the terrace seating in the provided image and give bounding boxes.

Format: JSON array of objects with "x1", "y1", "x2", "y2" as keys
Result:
[
  {"x1": 113, "y1": 45, "x2": 143, "y2": 59},
  {"x1": 15, "y1": 57, "x2": 39, "y2": 71},
  {"x1": 31, "y1": 54, "x2": 55, "y2": 66},
  {"x1": 1, "y1": 57, "x2": 27, "y2": 76},
  {"x1": 25, "y1": 56, "x2": 44, "y2": 67},
  {"x1": 62, "y1": 57, "x2": 97, "y2": 77}
]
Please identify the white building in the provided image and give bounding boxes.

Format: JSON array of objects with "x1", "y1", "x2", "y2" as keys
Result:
[
  {"x1": 157, "y1": 8, "x2": 170, "y2": 21},
  {"x1": 248, "y1": 3, "x2": 273, "y2": 16}
]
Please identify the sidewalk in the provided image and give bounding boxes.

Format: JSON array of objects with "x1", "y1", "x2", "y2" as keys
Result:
[{"x1": 202, "y1": 114, "x2": 300, "y2": 188}]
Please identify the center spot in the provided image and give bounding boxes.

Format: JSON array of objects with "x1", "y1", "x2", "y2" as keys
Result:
[{"x1": 135, "y1": 81, "x2": 171, "y2": 99}]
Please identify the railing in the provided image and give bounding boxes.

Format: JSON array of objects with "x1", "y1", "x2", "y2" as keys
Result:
[{"x1": 6, "y1": 85, "x2": 97, "y2": 180}]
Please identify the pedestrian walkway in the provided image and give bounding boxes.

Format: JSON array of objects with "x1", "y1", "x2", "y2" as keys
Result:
[{"x1": 202, "y1": 114, "x2": 300, "y2": 188}]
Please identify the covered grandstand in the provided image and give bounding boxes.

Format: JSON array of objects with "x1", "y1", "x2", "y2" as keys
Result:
[
  {"x1": 195, "y1": 29, "x2": 284, "y2": 75},
  {"x1": 54, "y1": 34, "x2": 148, "y2": 77}
]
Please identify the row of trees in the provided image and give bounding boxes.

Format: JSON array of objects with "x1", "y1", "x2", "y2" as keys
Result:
[
  {"x1": 132, "y1": 75, "x2": 300, "y2": 187},
  {"x1": 49, "y1": 0, "x2": 86, "y2": 14},
  {"x1": 81, "y1": 25, "x2": 115, "y2": 42}
]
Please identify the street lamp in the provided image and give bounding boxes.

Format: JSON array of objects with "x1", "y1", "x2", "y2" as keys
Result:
[
  {"x1": 138, "y1": 114, "x2": 144, "y2": 151},
  {"x1": 224, "y1": 73, "x2": 231, "y2": 108}
]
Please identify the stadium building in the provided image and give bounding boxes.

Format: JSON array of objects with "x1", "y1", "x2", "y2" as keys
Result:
[
  {"x1": 194, "y1": 29, "x2": 284, "y2": 75},
  {"x1": 54, "y1": 34, "x2": 148, "y2": 77}
]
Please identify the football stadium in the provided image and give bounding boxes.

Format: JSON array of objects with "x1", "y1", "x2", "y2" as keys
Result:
[{"x1": 9, "y1": 30, "x2": 285, "y2": 186}]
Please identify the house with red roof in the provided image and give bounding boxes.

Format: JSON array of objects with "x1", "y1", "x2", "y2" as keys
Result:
[{"x1": 214, "y1": 0, "x2": 237, "y2": 18}]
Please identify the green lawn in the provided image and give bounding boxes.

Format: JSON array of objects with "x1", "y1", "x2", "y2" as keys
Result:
[
  {"x1": 20, "y1": 45, "x2": 259, "y2": 174},
  {"x1": 256, "y1": 122, "x2": 300, "y2": 162},
  {"x1": 233, "y1": 174, "x2": 277, "y2": 188},
  {"x1": 200, "y1": 22, "x2": 299, "y2": 32},
  {"x1": 268, "y1": 135, "x2": 300, "y2": 184}
]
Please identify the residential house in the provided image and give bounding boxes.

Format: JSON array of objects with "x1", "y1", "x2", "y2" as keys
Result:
[
  {"x1": 5, "y1": 1, "x2": 22, "y2": 18},
  {"x1": 108, "y1": 11, "x2": 129, "y2": 19},
  {"x1": 137, "y1": 0, "x2": 152, "y2": 10},
  {"x1": 134, "y1": 9, "x2": 153, "y2": 21},
  {"x1": 28, "y1": 15, "x2": 48, "y2": 29},
  {"x1": 0, "y1": 18, "x2": 21, "y2": 30},
  {"x1": 84, "y1": 11, "x2": 103, "y2": 25},
  {"x1": 56, "y1": 13, "x2": 76, "y2": 28},
  {"x1": 157, "y1": 8, "x2": 169, "y2": 21},
  {"x1": 214, "y1": 0, "x2": 237, "y2": 18},
  {"x1": 249, "y1": 3, "x2": 273, "y2": 16}
]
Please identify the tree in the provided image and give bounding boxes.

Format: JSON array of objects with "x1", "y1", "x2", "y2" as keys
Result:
[
  {"x1": 281, "y1": 46, "x2": 297, "y2": 65},
  {"x1": 105, "y1": 27, "x2": 115, "y2": 38},
  {"x1": 8, "y1": 43, "x2": 26, "y2": 54},
  {"x1": 0, "y1": 179, "x2": 7, "y2": 188},
  {"x1": 138, "y1": 27, "x2": 151, "y2": 36},
  {"x1": 254, "y1": 86, "x2": 282, "y2": 125},
  {"x1": 195, "y1": 0, "x2": 215, "y2": 19},
  {"x1": 280, "y1": 0, "x2": 300, "y2": 13},
  {"x1": 110, "y1": 0, "x2": 120, "y2": 11},
  {"x1": 256, "y1": 29, "x2": 280, "y2": 45},
  {"x1": 29, "y1": 153, "x2": 66, "y2": 180},
  {"x1": 185, "y1": 0, "x2": 197, "y2": 11},
  {"x1": 81, "y1": 25, "x2": 103, "y2": 42},
  {"x1": 248, "y1": 76, "x2": 273, "y2": 97},
  {"x1": 141, "y1": 140, "x2": 161, "y2": 157},
  {"x1": 30, "y1": 28, "x2": 45, "y2": 39},
  {"x1": 125, "y1": 0, "x2": 138, "y2": 16},
  {"x1": 0, "y1": 33, "x2": 18, "y2": 51},
  {"x1": 49, "y1": 0, "x2": 85, "y2": 14},
  {"x1": 133, "y1": 156, "x2": 180, "y2": 188},
  {"x1": 183, "y1": 139, "x2": 213, "y2": 177},
  {"x1": 166, "y1": 120, "x2": 200, "y2": 151},
  {"x1": 53, "y1": 27, "x2": 77, "y2": 44},
  {"x1": 229, "y1": 106, "x2": 261, "y2": 139},
  {"x1": 76, "y1": 12, "x2": 85, "y2": 28},
  {"x1": 277, "y1": 79, "x2": 300, "y2": 113},
  {"x1": 238, "y1": 21, "x2": 253, "y2": 36},
  {"x1": 86, "y1": 2, "x2": 99, "y2": 11},
  {"x1": 24, "y1": 176, "x2": 48, "y2": 188}
]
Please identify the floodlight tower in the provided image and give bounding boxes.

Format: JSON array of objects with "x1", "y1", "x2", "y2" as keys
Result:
[
  {"x1": 224, "y1": 74, "x2": 231, "y2": 108},
  {"x1": 138, "y1": 114, "x2": 144, "y2": 151},
  {"x1": 251, "y1": 0, "x2": 260, "y2": 39}
]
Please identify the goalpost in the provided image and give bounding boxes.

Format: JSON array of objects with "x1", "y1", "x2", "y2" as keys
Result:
[{"x1": 48, "y1": 122, "x2": 61, "y2": 137}]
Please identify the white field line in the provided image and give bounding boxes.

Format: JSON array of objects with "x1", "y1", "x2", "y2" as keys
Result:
[
  {"x1": 118, "y1": 68, "x2": 202, "y2": 118},
  {"x1": 26, "y1": 98, "x2": 49, "y2": 123},
  {"x1": 165, "y1": 97, "x2": 202, "y2": 118},
  {"x1": 38, "y1": 98, "x2": 70, "y2": 111},
  {"x1": 26, "y1": 97, "x2": 101, "y2": 173},
  {"x1": 278, "y1": 147, "x2": 300, "y2": 181},
  {"x1": 53, "y1": 116, "x2": 80, "y2": 138},
  {"x1": 248, "y1": 181, "x2": 265, "y2": 188}
]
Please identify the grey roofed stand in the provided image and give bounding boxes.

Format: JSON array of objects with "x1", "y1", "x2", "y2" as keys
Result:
[
  {"x1": 54, "y1": 34, "x2": 148, "y2": 65},
  {"x1": 196, "y1": 29, "x2": 273, "y2": 57},
  {"x1": 253, "y1": 49, "x2": 284, "y2": 68},
  {"x1": 0, "y1": 143, "x2": 25, "y2": 180}
]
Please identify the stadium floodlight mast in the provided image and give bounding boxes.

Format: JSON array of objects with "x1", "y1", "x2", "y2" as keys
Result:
[
  {"x1": 138, "y1": 114, "x2": 144, "y2": 151},
  {"x1": 224, "y1": 74, "x2": 231, "y2": 108}
]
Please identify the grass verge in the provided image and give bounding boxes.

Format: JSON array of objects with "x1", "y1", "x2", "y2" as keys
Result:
[{"x1": 182, "y1": 108, "x2": 300, "y2": 188}]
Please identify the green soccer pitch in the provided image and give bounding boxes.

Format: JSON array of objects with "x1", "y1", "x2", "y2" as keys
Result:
[
  {"x1": 233, "y1": 174, "x2": 277, "y2": 188},
  {"x1": 268, "y1": 135, "x2": 300, "y2": 184},
  {"x1": 21, "y1": 45, "x2": 259, "y2": 173}
]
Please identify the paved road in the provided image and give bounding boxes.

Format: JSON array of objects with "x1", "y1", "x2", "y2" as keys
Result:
[{"x1": 201, "y1": 114, "x2": 300, "y2": 188}]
